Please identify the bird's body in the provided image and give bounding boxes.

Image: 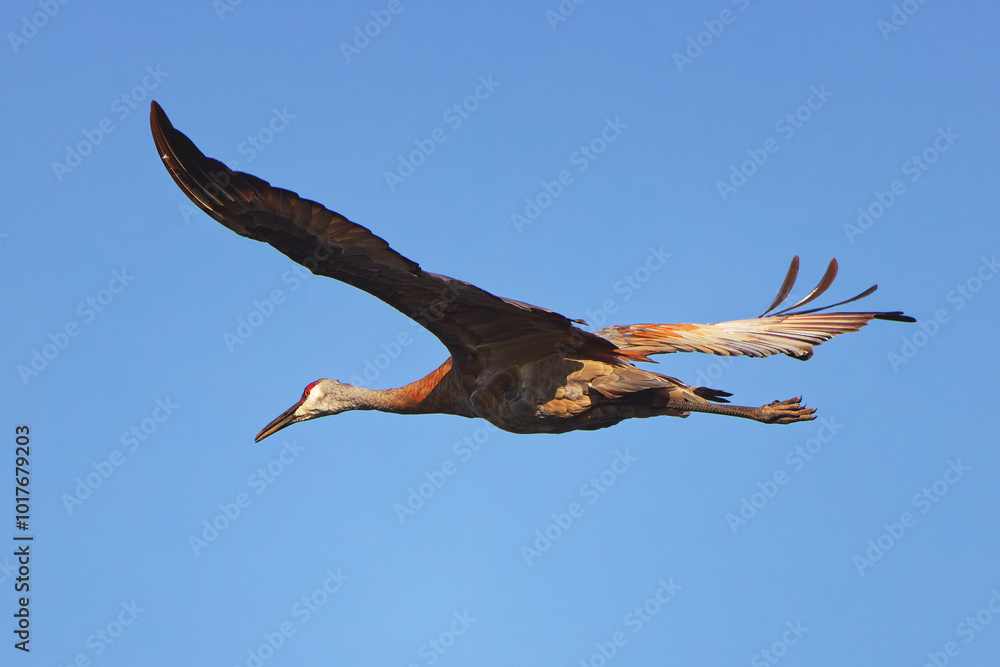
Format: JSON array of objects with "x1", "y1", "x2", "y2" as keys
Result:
[
  {"x1": 150, "y1": 102, "x2": 914, "y2": 441},
  {"x1": 452, "y1": 354, "x2": 690, "y2": 435},
  {"x1": 276, "y1": 349, "x2": 699, "y2": 435}
]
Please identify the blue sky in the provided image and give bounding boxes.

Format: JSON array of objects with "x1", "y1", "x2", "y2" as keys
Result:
[{"x1": 3, "y1": 1, "x2": 1000, "y2": 665}]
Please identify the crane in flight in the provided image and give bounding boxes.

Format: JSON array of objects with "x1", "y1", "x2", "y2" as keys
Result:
[{"x1": 150, "y1": 101, "x2": 914, "y2": 442}]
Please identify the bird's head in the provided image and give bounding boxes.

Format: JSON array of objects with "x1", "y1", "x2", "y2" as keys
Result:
[{"x1": 255, "y1": 379, "x2": 360, "y2": 442}]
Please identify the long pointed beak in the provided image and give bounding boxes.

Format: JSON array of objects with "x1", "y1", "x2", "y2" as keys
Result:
[{"x1": 255, "y1": 400, "x2": 303, "y2": 443}]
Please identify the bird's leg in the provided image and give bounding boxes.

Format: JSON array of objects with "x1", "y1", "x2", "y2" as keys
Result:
[{"x1": 664, "y1": 397, "x2": 816, "y2": 424}]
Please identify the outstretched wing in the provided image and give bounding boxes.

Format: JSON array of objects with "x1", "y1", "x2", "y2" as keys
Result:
[
  {"x1": 596, "y1": 256, "x2": 914, "y2": 361},
  {"x1": 150, "y1": 102, "x2": 612, "y2": 370}
]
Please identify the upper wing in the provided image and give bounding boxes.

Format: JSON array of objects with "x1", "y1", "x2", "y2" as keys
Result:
[
  {"x1": 596, "y1": 256, "x2": 914, "y2": 361},
  {"x1": 150, "y1": 102, "x2": 611, "y2": 370}
]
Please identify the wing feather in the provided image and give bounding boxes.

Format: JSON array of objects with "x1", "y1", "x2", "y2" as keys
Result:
[
  {"x1": 770, "y1": 258, "x2": 838, "y2": 316},
  {"x1": 596, "y1": 257, "x2": 914, "y2": 361},
  {"x1": 759, "y1": 255, "x2": 799, "y2": 317},
  {"x1": 596, "y1": 312, "x2": 907, "y2": 361},
  {"x1": 150, "y1": 102, "x2": 608, "y2": 369}
]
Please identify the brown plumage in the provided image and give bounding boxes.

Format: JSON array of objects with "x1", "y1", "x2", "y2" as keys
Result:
[{"x1": 150, "y1": 102, "x2": 915, "y2": 441}]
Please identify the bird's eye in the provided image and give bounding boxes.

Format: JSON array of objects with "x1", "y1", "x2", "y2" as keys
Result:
[{"x1": 303, "y1": 380, "x2": 319, "y2": 399}]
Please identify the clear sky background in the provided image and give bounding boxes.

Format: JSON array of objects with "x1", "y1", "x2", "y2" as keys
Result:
[{"x1": 3, "y1": 1, "x2": 999, "y2": 665}]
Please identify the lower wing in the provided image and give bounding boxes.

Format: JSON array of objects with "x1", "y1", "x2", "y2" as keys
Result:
[{"x1": 596, "y1": 256, "x2": 914, "y2": 361}]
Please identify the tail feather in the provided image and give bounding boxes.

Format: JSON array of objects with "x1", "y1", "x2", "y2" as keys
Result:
[{"x1": 693, "y1": 386, "x2": 733, "y2": 403}]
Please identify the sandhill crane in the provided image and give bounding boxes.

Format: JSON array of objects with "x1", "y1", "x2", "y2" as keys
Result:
[{"x1": 150, "y1": 101, "x2": 914, "y2": 442}]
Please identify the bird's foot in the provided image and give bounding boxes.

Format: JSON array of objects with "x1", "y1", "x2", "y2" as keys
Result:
[{"x1": 758, "y1": 397, "x2": 816, "y2": 424}]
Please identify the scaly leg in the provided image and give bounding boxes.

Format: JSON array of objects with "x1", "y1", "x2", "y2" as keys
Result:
[{"x1": 664, "y1": 397, "x2": 816, "y2": 424}]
